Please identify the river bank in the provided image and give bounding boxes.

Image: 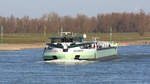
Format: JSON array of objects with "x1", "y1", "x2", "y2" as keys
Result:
[
  {"x1": 118, "y1": 40, "x2": 150, "y2": 46},
  {"x1": 0, "y1": 40, "x2": 150, "y2": 50}
]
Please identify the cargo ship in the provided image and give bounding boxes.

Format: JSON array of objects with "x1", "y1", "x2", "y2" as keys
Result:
[{"x1": 43, "y1": 32, "x2": 118, "y2": 61}]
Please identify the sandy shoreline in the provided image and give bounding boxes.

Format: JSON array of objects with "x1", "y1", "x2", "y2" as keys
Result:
[
  {"x1": 0, "y1": 40, "x2": 150, "y2": 50},
  {"x1": 0, "y1": 43, "x2": 45, "y2": 51}
]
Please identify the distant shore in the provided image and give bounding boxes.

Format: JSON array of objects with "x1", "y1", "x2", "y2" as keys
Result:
[{"x1": 0, "y1": 40, "x2": 150, "y2": 51}]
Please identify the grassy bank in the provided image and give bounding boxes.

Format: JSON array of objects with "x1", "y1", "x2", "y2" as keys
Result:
[{"x1": 2, "y1": 32, "x2": 150, "y2": 44}]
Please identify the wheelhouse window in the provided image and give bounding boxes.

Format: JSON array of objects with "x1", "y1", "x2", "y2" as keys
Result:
[
  {"x1": 51, "y1": 38, "x2": 61, "y2": 43},
  {"x1": 50, "y1": 37, "x2": 84, "y2": 43}
]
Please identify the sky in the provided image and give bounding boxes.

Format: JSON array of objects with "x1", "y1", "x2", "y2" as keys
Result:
[{"x1": 0, "y1": 0, "x2": 150, "y2": 18}]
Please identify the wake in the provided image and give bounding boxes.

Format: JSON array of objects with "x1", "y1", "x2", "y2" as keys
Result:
[{"x1": 43, "y1": 59, "x2": 96, "y2": 65}]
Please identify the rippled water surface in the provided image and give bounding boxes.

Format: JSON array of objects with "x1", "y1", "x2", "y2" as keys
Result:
[{"x1": 0, "y1": 45, "x2": 150, "y2": 84}]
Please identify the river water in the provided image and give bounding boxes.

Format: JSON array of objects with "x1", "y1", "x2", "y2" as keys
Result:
[{"x1": 0, "y1": 45, "x2": 150, "y2": 84}]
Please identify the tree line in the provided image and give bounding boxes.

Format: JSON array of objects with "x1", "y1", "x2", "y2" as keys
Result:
[{"x1": 0, "y1": 11, "x2": 150, "y2": 35}]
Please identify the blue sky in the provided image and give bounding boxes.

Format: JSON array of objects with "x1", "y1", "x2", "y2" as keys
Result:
[{"x1": 0, "y1": 0, "x2": 149, "y2": 18}]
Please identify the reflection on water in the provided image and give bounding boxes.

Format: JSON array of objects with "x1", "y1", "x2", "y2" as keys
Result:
[{"x1": 0, "y1": 45, "x2": 150, "y2": 84}]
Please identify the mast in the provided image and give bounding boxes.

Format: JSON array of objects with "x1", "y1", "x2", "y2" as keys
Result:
[
  {"x1": 60, "y1": 26, "x2": 63, "y2": 36},
  {"x1": 44, "y1": 25, "x2": 47, "y2": 37},
  {"x1": 1, "y1": 25, "x2": 4, "y2": 47},
  {"x1": 110, "y1": 27, "x2": 112, "y2": 42}
]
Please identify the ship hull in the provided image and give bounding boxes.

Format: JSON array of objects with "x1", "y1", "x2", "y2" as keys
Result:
[{"x1": 43, "y1": 47, "x2": 117, "y2": 61}]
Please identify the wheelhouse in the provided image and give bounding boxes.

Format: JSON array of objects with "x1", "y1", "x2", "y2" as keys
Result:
[{"x1": 49, "y1": 37, "x2": 84, "y2": 43}]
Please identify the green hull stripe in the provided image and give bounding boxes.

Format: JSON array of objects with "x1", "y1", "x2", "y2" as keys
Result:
[{"x1": 43, "y1": 48, "x2": 117, "y2": 60}]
